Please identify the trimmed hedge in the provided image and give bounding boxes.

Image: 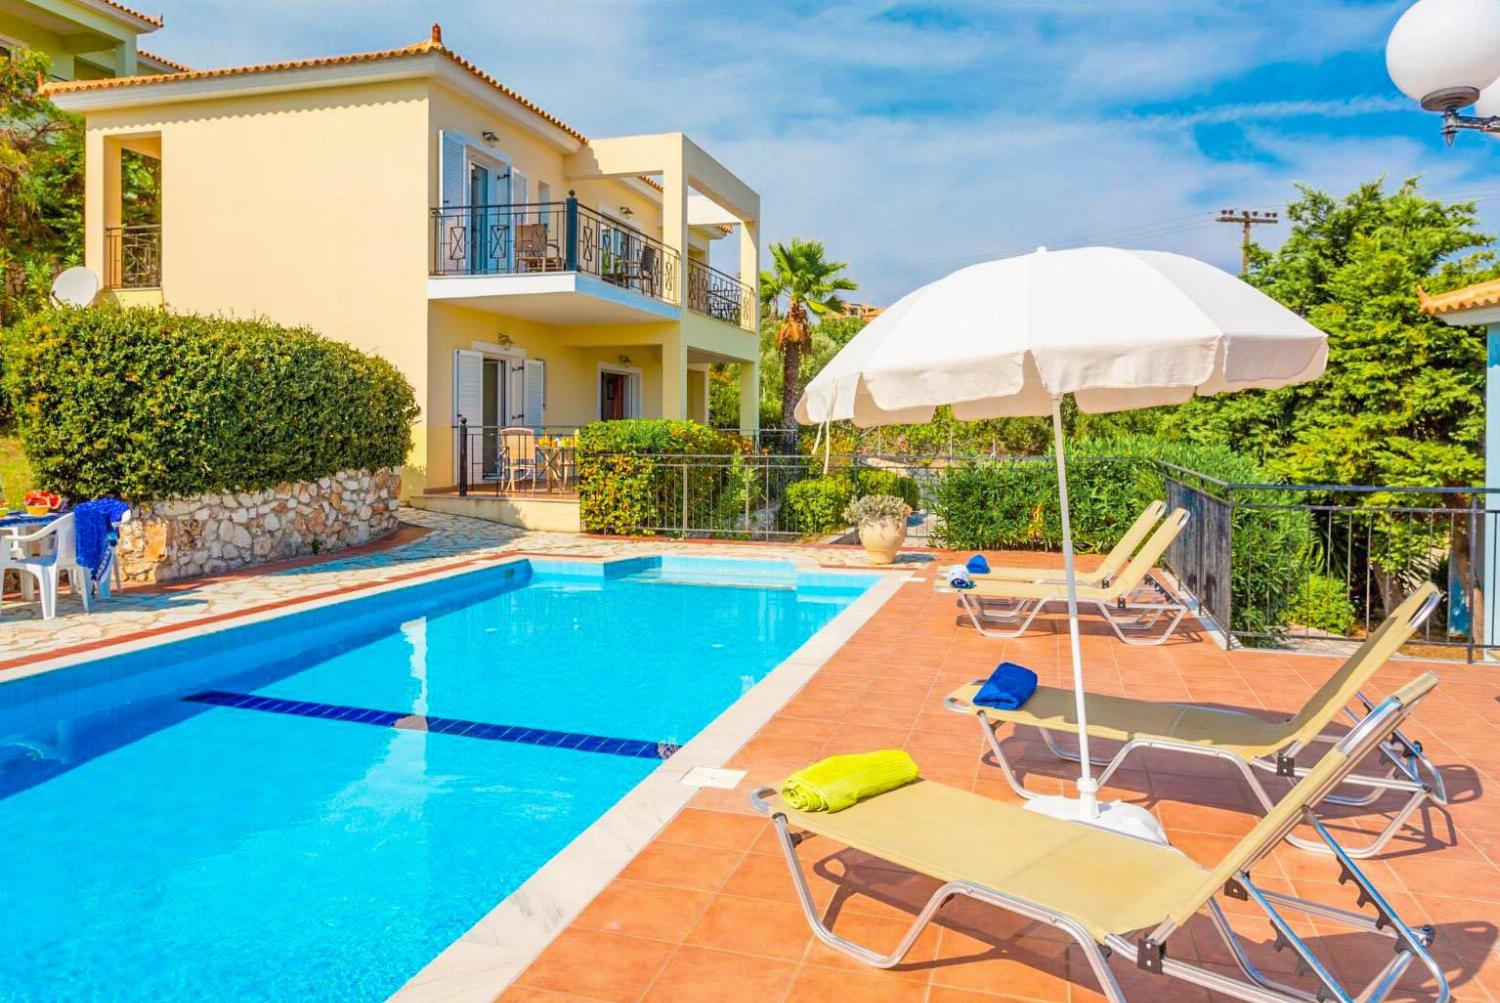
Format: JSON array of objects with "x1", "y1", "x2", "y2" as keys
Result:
[
  {"x1": 3, "y1": 307, "x2": 417, "y2": 501},
  {"x1": 577, "y1": 419, "x2": 745, "y2": 535},
  {"x1": 932, "y1": 435, "x2": 1318, "y2": 638},
  {"x1": 851, "y1": 467, "x2": 921, "y2": 511},
  {"x1": 783, "y1": 476, "x2": 855, "y2": 536}
]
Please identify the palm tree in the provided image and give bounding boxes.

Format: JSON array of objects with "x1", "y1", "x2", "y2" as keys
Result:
[{"x1": 760, "y1": 239, "x2": 857, "y2": 437}]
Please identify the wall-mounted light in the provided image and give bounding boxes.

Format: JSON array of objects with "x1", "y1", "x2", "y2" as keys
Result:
[
  {"x1": 496, "y1": 332, "x2": 514, "y2": 347},
  {"x1": 1387, "y1": 0, "x2": 1500, "y2": 144},
  {"x1": 618, "y1": 206, "x2": 634, "y2": 218},
  {"x1": 617, "y1": 354, "x2": 633, "y2": 366},
  {"x1": 481, "y1": 130, "x2": 499, "y2": 144}
]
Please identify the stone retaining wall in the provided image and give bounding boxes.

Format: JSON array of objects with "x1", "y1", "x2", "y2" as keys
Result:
[{"x1": 117, "y1": 468, "x2": 401, "y2": 583}]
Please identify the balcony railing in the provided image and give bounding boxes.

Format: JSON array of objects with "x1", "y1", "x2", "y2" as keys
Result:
[
  {"x1": 687, "y1": 259, "x2": 755, "y2": 331},
  {"x1": 430, "y1": 198, "x2": 679, "y2": 307},
  {"x1": 104, "y1": 224, "x2": 161, "y2": 289}
]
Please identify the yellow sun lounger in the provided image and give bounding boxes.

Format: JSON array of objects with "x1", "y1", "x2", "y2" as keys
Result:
[
  {"x1": 970, "y1": 499, "x2": 1166, "y2": 587},
  {"x1": 955, "y1": 508, "x2": 1192, "y2": 645},
  {"x1": 752, "y1": 676, "x2": 1446, "y2": 1003},
  {"x1": 945, "y1": 583, "x2": 1445, "y2": 858}
]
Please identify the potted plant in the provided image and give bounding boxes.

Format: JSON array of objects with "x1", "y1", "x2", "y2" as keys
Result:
[{"x1": 844, "y1": 493, "x2": 912, "y2": 564}]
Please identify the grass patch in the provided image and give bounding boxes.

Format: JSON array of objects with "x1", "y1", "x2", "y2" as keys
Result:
[{"x1": 0, "y1": 436, "x2": 34, "y2": 509}]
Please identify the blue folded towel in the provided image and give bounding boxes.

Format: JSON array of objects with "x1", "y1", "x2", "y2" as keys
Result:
[
  {"x1": 73, "y1": 498, "x2": 131, "y2": 582},
  {"x1": 945, "y1": 565, "x2": 974, "y2": 590},
  {"x1": 966, "y1": 554, "x2": 990, "y2": 574},
  {"x1": 973, "y1": 662, "x2": 1038, "y2": 710}
]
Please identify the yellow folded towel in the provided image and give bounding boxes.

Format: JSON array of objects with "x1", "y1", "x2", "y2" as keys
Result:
[{"x1": 780, "y1": 750, "x2": 919, "y2": 813}]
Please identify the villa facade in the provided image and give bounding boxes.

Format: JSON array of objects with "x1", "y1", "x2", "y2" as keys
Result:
[
  {"x1": 45, "y1": 26, "x2": 762, "y2": 498},
  {"x1": 1, "y1": 0, "x2": 181, "y2": 79}
]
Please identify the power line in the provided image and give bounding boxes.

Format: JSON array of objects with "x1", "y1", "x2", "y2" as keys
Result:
[{"x1": 1215, "y1": 209, "x2": 1279, "y2": 274}]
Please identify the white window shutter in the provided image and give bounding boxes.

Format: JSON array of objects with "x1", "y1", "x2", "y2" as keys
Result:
[
  {"x1": 508, "y1": 360, "x2": 527, "y2": 426},
  {"x1": 524, "y1": 359, "x2": 546, "y2": 430},
  {"x1": 511, "y1": 169, "x2": 528, "y2": 210},
  {"x1": 453, "y1": 349, "x2": 484, "y2": 425}
]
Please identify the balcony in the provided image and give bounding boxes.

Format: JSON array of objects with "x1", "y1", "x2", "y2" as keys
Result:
[
  {"x1": 104, "y1": 224, "x2": 161, "y2": 289},
  {"x1": 428, "y1": 200, "x2": 681, "y2": 324},
  {"x1": 687, "y1": 259, "x2": 755, "y2": 331}
]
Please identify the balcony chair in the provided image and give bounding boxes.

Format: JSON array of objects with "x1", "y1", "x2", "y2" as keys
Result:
[
  {"x1": 516, "y1": 223, "x2": 563, "y2": 272},
  {"x1": 752, "y1": 675, "x2": 1447, "y2": 1003},
  {"x1": 500, "y1": 427, "x2": 540, "y2": 492},
  {"x1": 945, "y1": 583, "x2": 1446, "y2": 858}
]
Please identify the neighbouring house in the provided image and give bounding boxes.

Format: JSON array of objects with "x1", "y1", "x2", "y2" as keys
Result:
[
  {"x1": 840, "y1": 302, "x2": 884, "y2": 322},
  {"x1": 1, "y1": 0, "x2": 184, "y2": 80},
  {"x1": 44, "y1": 25, "x2": 762, "y2": 525}
]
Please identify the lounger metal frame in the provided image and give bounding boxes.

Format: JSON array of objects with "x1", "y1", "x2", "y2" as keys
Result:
[
  {"x1": 945, "y1": 591, "x2": 1447, "y2": 858},
  {"x1": 750, "y1": 689, "x2": 1448, "y2": 1003},
  {"x1": 956, "y1": 574, "x2": 1189, "y2": 646}
]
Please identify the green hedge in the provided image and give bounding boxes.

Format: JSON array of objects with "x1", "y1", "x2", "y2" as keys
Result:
[
  {"x1": 3, "y1": 307, "x2": 417, "y2": 500},
  {"x1": 851, "y1": 467, "x2": 921, "y2": 511},
  {"x1": 577, "y1": 419, "x2": 745, "y2": 535},
  {"x1": 783, "y1": 476, "x2": 855, "y2": 535},
  {"x1": 932, "y1": 435, "x2": 1318, "y2": 637}
]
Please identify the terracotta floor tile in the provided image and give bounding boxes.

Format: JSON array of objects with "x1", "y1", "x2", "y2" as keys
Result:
[
  {"x1": 656, "y1": 808, "x2": 768, "y2": 852},
  {"x1": 785, "y1": 964, "x2": 932, "y2": 1002},
  {"x1": 617, "y1": 841, "x2": 745, "y2": 892},
  {"x1": 640, "y1": 945, "x2": 798, "y2": 1003},
  {"x1": 514, "y1": 929, "x2": 675, "y2": 1002},
  {"x1": 571, "y1": 878, "x2": 714, "y2": 943},
  {"x1": 683, "y1": 893, "x2": 813, "y2": 961}
]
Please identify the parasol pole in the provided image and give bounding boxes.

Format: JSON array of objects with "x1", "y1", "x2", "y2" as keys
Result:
[{"x1": 1050, "y1": 395, "x2": 1098, "y2": 817}]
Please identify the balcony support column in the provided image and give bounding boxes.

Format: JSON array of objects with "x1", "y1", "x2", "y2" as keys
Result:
[
  {"x1": 738, "y1": 217, "x2": 759, "y2": 331},
  {"x1": 659, "y1": 330, "x2": 689, "y2": 419},
  {"x1": 738, "y1": 358, "x2": 759, "y2": 436},
  {"x1": 662, "y1": 138, "x2": 690, "y2": 308}
]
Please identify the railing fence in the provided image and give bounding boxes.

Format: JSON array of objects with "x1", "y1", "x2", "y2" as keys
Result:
[{"x1": 104, "y1": 224, "x2": 161, "y2": 289}]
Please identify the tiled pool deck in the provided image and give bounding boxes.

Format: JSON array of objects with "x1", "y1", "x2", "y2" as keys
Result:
[{"x1": 4, "y1": 510, "x2": 1497, "y2": 1002}]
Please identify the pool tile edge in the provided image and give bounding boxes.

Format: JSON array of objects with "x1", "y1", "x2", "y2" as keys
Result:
[{"x1": 389, "y1": 570, "x2": 912, "y2": 1003}]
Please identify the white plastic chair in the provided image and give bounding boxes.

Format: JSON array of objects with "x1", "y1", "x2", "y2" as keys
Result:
[{"x1": 3, "y1": 513, "x2": 92, "y2": 619}]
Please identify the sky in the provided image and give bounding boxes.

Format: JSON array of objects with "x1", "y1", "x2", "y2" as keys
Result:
[{"x1": 139, "y1": 0, "x2": 1500, "y2": 304}]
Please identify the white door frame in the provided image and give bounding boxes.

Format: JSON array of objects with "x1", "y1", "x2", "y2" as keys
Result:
[{"x1": 597, "y1": 362, "x2": 643, "y2": 420}]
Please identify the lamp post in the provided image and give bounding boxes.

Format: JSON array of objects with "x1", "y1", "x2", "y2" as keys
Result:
[{"x1": 1386, "y1": 0, "x2": 1500, "y2": 144}]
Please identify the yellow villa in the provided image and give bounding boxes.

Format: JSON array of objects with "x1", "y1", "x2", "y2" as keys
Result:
[
  {"x1": 44, "y1": 25, "x2": 762, "y2": 524},
  {"x1": 1, "y1": 0, "x2": 182, "y2": 79}
]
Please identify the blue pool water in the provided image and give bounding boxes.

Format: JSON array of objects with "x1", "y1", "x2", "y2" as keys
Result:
[{"x1": 0, "y1": 556, "x2": 875, "y2": 1002}]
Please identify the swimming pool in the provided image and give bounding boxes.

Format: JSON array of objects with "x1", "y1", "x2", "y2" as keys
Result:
[{"x1": 0, "y1": 555, "x2": 878, "y2": 1002}]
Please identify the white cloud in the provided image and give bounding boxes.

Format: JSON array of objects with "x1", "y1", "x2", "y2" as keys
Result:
[{"x1": 143, "y1": 0, "x2": 1500, "y2": 302}]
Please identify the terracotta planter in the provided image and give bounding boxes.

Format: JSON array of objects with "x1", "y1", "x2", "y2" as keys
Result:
[{"x1": 858, "y1": 517, "x2": 907, "y2": 564}]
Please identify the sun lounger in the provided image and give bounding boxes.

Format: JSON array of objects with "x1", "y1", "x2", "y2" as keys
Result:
[
  {"x1": 751, "y1": 674, "x2": 1446, "y2": 1003},
  {"x1": 969, "y1": 499, "x2": 1166, "y2": 586},
  {"x1": 954, "y1": 508, "x2": 1191, "y2": 645},
  {"x1": 945, "y1": 583, "x2": 1445, "y2": 857}
]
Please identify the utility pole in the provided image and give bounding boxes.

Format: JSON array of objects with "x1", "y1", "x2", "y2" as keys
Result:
[{"x1": 1215, "y1": 209, "x2": 1279, "y2": 274}]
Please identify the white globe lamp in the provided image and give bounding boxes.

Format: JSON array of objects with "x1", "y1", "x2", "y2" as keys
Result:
[
  {"x1": 1387, "y1": 0, "x2": 1500, "y2": 111},
  {"x1": 1476, "y1": 75, "x2": 1500, "y2": 116}
]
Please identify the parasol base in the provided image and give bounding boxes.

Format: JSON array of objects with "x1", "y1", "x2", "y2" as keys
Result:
[{"x1": 1023, "y1": 794, "x2": 1171, "y2": 845}]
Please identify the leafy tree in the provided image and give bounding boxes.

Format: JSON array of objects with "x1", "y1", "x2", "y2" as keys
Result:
[
  {"x1": 1168, "y1": 178, "x2": 1499, "y2": 609},
  {"x1": 0, "y1": 47, "x2": 83, "y2": 328},
  {"x1": 760, "y1": 239, "x2": 857, "y2": 435}
]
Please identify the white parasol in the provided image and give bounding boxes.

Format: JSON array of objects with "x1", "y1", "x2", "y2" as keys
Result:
[{"x1": 798, "y1": 246, "x2": 1327, "y2": 839}]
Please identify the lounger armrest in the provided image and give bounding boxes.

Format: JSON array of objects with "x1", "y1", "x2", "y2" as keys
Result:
[{"x1": 748, "y1": 785, "x2": 778, "y2": 815}]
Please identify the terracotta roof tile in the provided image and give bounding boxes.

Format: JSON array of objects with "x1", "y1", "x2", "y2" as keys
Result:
[
  {"x1": 44, "y1": 33, "x2": 587, "y2": 143},
  {"x1": 1418, "y1": 279, "x2": 1500, "y2": 316},
  {"x1": 90, "y1": 0, "x2": 162, "y2": 28},
  {"x1": 135, "y1": 48, "x2": 189, "y2": 72}
]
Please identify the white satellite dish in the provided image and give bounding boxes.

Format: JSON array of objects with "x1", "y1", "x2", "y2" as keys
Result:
[{"x1": 50, "y1": 267, "x2": 101, "y2": 307}]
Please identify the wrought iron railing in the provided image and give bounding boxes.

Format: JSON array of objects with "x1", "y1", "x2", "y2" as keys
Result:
[
  {"x1": 454, "y1": 421, "x2": 585, "y2": 497},
  {"x1": 104, "y1": 224, "x2": 161, "y2": 289},
  {"x1": 430, "y1": 197, "x2": 679, "y2": 306},
  {"x1": 687, "y1": 259, "x2": 754, "y2": 330},
  {"x1": 569, "y1": 448, "x2": 1500, "y2": 660}
]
